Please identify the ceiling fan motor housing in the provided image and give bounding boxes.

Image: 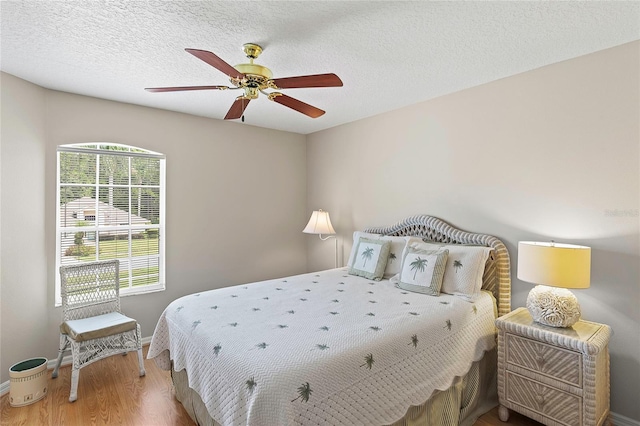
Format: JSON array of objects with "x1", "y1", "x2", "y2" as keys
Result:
[
  {"x1": 232, "y1": 43, "x2": 273, "y2": 97},
  {"x1": 233, "y1": 63, "x2": 273, "y2": 80}
]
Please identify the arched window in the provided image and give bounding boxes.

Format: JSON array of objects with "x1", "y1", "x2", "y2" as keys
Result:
[{"x1": 55, "y1": 143, "x2": 166, "y2": 305}]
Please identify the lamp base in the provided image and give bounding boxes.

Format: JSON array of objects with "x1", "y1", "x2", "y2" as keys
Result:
[{"x1": 526, "y1": 285, "x2": 581, "y2": 328}]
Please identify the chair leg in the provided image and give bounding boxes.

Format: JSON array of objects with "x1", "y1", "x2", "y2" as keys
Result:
[
  {"x1": 137, "y1": 348, "x2": 146, "y2": 376},
  {"x1": 69, "y1": 368, "x2": 79, "y2": 402},
  {"x1": 52, "y1": 334, "x2": 67, "y2": 379}
]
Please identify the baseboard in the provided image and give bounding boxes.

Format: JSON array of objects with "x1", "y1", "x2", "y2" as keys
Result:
[
  {"x1": 611, "y1": 412, "x2": 640, "y2": 426},
  {"x1": 0, "y1": 336, "x2": 154, "y2": 397}
]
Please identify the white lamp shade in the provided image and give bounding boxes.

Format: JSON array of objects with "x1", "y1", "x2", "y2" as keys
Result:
[
  {"x1": 303, "y1": 210, "x2": 336, "y2": 235},
  {"x1": 517, "y1": 241, "x2": 591, "y2": 289}
]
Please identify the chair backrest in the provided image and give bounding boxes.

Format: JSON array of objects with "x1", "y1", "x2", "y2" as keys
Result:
[{"x1": 59, "y1": 260, "x2": 121, "y2": 321}]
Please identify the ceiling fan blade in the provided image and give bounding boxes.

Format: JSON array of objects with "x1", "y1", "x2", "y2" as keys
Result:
[
  {"x1": 145, "y1": 85, "x2": 230, "y2": 92},
  {"x1": 185, "y1": 48, "x2": 244, "y2": 79},
  {"x1": 224, "y1": 97, "x2": 251, "y2": 120},
  {"x1": 269, "y1": 93, "x2": 325, "y2": 118},
  {"x1": 269, "y1": 73, "x2": 343, "y2": 89}
]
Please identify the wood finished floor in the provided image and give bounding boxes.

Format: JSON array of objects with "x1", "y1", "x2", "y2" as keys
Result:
[{"x1": 1, "y1": 345, "x2": 543, "y2": 426}]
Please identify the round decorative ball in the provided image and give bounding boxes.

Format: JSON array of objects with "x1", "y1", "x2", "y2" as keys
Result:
[{"x1": 526, "y1": 285, "x2": 581, "y2": 328}]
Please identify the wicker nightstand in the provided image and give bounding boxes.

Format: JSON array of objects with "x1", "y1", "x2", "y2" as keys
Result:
[{"x1": 496, "y1": 307, "x2": 611, "y2": 426}]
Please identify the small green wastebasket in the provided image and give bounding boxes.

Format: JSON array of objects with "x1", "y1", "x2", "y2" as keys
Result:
[{"x1": 9, "y1": 357, "x2": 48, "y2": 407}]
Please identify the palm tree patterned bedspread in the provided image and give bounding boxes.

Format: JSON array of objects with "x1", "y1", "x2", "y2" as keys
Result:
[{"x1": 148, "y1": 268, "x2": 497, "y2": 426}]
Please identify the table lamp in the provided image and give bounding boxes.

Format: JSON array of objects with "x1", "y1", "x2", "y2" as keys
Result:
[
  {"x1": 517, "y1": 241, "x2": 591, "y2": 328},
  {"x1": 303, "y1": 209, "x2": 338, "y2": 268}
]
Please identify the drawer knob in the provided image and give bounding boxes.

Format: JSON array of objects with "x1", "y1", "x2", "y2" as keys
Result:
[
  {"x1": 535, "y1": 354, "x2": 545, "y2": 365},
  {"x1": 535, "y1": 394, "x2": 546, "y2": 406}
]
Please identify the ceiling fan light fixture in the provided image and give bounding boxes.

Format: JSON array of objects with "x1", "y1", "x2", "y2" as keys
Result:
[{"x1": 243, "y1": 87, "x2": 260, "y2": 99}]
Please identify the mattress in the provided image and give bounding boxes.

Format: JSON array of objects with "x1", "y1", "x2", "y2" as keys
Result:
[{"x1": 148, "y1": 268, "x2": 497, "y2": 426}]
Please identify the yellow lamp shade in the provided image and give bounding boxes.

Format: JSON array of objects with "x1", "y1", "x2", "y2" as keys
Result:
[{"x1": 517, "y1": 241, "x2": 590, "y2": 289}]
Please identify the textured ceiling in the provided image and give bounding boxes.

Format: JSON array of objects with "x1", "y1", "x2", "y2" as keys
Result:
[{"x1": 1, "y1": 1, "x2": 639, "y2": 135}]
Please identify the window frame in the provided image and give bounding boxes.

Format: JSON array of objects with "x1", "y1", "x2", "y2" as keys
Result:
[{"x1": 55, "y1": 143, "x2": 166, "y2": 306}]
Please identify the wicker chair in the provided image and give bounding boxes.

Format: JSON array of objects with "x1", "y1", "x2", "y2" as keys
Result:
[{"x1": 52, "y1": 259, "x2": 145, "y2": 402}]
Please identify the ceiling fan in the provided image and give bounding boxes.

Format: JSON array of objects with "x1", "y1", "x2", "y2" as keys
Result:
[{"x1": 145, "y1": 43, "x2": 343, "y2": 120}]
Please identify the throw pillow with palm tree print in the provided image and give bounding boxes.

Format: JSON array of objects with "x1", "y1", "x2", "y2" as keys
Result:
[
  {"x1": 396, "y1": 248, "x2": 449, "y2": 296},
  {"x1": 345, "y1": 232, "x2": 408, "y2": 278},
  {"x1": 347, "y1": 237, "x2": 391, "y2": 281}
]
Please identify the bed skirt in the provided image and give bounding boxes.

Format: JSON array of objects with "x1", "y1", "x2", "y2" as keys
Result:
[{"x1": 171, "y1": 348, "x2": 497, "y2": 426}]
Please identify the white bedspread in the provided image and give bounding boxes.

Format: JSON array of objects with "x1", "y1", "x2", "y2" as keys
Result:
[{"x1": 148, "y1": 268, "x2": 497, "y2": 426}]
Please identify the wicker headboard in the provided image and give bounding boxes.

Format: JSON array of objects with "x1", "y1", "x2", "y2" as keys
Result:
[{"x1": 365, "y1": 215, "x2": 511, "y2": 317}]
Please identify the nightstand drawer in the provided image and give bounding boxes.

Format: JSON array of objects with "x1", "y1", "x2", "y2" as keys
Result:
[
  {"x1": 506, "y1": 372, "x2": 582, "y2": 426},
  {"x1": 506, "y1": 333, "x2": 582, "y2": 387}
]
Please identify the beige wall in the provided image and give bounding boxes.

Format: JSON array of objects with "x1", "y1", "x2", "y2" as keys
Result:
[
  {"x1": 0, "y1": 72, "x2": 308, "y2": 383},
  {"x1": 1, "y1": 73, "x2": 49, "y2": 383},
  {"x1": 307, "y1": 41, "x2": 640, "y2": 420}
]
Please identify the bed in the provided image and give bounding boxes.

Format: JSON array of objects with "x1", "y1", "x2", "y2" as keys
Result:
[{"x1": 148, "y1": 215, "x2": 511, "y2": 425}]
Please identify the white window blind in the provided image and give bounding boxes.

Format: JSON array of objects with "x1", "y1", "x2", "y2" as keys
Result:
[{"x1": 55, "y1": 143, "x2": 166, "y2": 306}]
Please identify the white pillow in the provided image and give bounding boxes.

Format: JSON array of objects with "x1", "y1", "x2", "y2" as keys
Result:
[
  {"x1": 348, "y1": 237, "x2": 391, "y2": 281},
  {"x1": 395, "y1": 247, "x2": 449, "y2": 296},
  {"x1": 347, "y1": 232, "x2": 408, "y2": 278},
  {"x1": 407, "y1": 240, "x2": 492, "y2": 301}
]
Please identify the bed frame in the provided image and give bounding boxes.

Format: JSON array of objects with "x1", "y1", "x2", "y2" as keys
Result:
[{"x1": 364, "y1": 214, "x2": 511, "y2": 316}]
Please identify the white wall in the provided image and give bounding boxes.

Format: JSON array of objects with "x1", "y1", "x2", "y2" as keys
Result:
[
  {"x1": 0, "y1": 72, "x2": 308, "y2": 383},
  {"x1": 306, "y1": 41, "x2": 640, "y2": 420}
]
